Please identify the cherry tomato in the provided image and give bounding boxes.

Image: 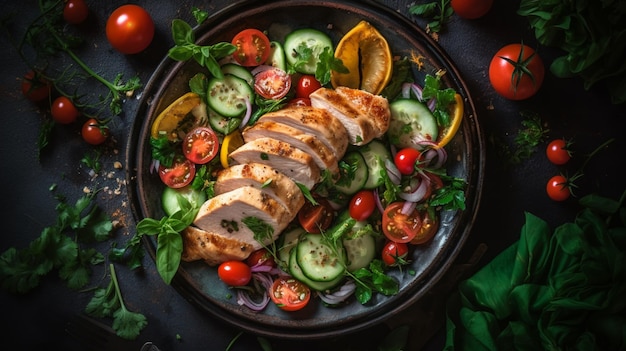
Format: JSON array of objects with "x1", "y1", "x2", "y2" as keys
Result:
[
  {"x1": 295, "y1": 75, "x2": 322, "y2": 98},
  {"x1": 546, "y1": 139, "x2": 572, "y2": 165},
  {"x1": 348, "y1": 190, "x2": 376, "y2": 221},
  {"x1": 246, "y1": 248, "x2": 276, "y2": 268},
  {"x1": 158, "y1": 155, "x2": 196, "y2": 188},
  {"x1": 382, "y1": 202, "x2": 422, "y2": 243},
  {"x1": 106, "y1": 4, "x2": 154, "y2": 54},
  {"x1": 489, "y1": 44, "x2": 544, "y2": 100},
  {"x1": 81, "y1": 118, "x2": 109, "y2": 145},
  {"x1": 270, "y1": 277, "x2": 311, "y2": 311},
  {"x1": 286, "y1": 97, "x2": 311, "y2": 107},
  {"x1": 410, "y1": 209, "x2": 439, "y2": 244},
  {"x1": 381, "y1": 241, "x2": 409, "y2": 266},
  {"x1": 63, "y1": 0, "x2": 89, "y2": 24},
  {"x1": 217, "y1": 260, "x2": 252, "y2": 286},
  {"x1": 254, "y1": 67, "x2": 292, "y2": 100},
  {"x1": 394, "y1": 147, "x2": 422, "y2": 175},
  {"x1": 51, "y1": 96, "x2": 80, "y2": 124},
  {"x1": 182, "y1": 126, "x2": 219, "y2": 164},
  {"x1": 546, "y1": 175, "x2": 571, "y2": 201},
  {"x1": 21, "y1": 70, "x2": 51, "y2": 103},
  {"x1": 231, "y1": 28, "x2": 271, "y2": 67},
  {"x1": 451, "y1": 0, "x2": 493, "y2": 19},
  {"x1": 297, "y1": 198, "x2": 335, "y2": 233}
]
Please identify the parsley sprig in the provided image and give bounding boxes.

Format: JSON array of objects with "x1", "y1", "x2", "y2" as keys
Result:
[{"x1": 409, "y1": 0, "x2": 454, "y2": 35}]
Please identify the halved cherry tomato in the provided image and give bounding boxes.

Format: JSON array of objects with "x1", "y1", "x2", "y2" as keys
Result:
[
  {"x1": 349, "y1": 190, "x2": 376, "y2": 221},
  {"x1": 51, "y1": 96, "x2": 80, "y2": 124},
  {"x1": 298, "y1": 198, "x2": 335, "y2": 233},
  {"x1": 21, "y1": 70, "x2": 51, "y2": 103},
  {"x1": 81, "y1": 118, "x2": 109, "y2": 145},
  {"x1": 218, "y1": 260, "x2": 252, "y2": 286},
  {"x1": 381, "y1": 241, "x2": 409, "y2": 266},
  {"x1": 254, "y1": 67, "x2": 291, "y2": 99},
  {"x1": 182, "y1": 126, "x2": 219, "y2": 164},
  {"x1": 410, "y1": 208, "x2": 439, "y2": 244},
  {"x1": 295, "y1": 74, "x2": 322, "y2": 98},
  {"x1": 394, "y1": 147, "x2": 422, "y2": 175},
  {"x1": 106, "y1": 4, "x2": 154, "y2": 54},
  {"x1": 286, "y1": 97, "x2": 311, "y2": 107},
  {"x1": 158, "y1": 155, "x2": 196, "y2": 188},
  {"x1": 246, "y1": 248, "x2": 276, "y2": 268},
  {"x1": 63, "y1": 0, "x2": 89, "y2": 24},
  {"x1": 232, "y1": 28, "x2": 271, "y2": 67},
  {"x1": 270, "y1": 277, "x2": 311, "y2": 311},
  {"x1": 546, "y1": 175, "x2": 571, "y2": 201},
  {"x1": 381, "y1": 202, "x2": 422, "y2": 243}
]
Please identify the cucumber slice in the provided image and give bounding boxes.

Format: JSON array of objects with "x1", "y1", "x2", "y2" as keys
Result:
[
  {"x1": 343, "y1": 230, "x2": 376, "y2": 272},
  {"x1": 221, "y1": 63, "x2": 254, "y2": 87},
  {"x1": 335, "y1": 151, "x2": 369, "y2": 195},
  {"x1": 296, "y1": 233, "x2": 346, "y2": 282},
  {"x1": 161, "y1": 185, "x2": 207, "y2": 216},
  {"x1": 206, "y1": 74, "x2": 254, "y2": 117},
  {"x1": 267, "y1": 41, "x2": 287, "y2": 71},
  {"x1": 208, "y1": 107, "x2": 241, "y2": 135},
  {"x1": 284, "y1": 28, "x2": 333, "y2": 74},
  {"x1": 388, "y1": 99, "x2": 439, "y2": 148},
  {"x1": 359, "y1": 139, "x2": 392, "y2": 189},
  {"x1": 277, "y1": 227, "x2": 304, "y2": 267},
  {"x1": 289, "y1": 247, "x2": 343, "y2": 291}
]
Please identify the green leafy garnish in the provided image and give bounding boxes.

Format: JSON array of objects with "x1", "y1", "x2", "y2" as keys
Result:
[
  {"x1": 409, "y1": 0, "x2": 454, "y2": 35},
  {"x1": 168, "y1": 19, "x2": 236, "y2": 79},
  {"x1": 316, "y1": 46, "x2": 348, "y2": 85},
  {"x1": 422, "y1": 74, "x2": 456, "y2": 127},
  {"x1": 492, "y1": 110, "x2": 549, "y2": 166}
]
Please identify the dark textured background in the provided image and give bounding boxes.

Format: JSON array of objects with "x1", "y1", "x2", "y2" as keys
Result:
[{"x1": 1, "y1": 1, "x2": 624, "y2": 350}]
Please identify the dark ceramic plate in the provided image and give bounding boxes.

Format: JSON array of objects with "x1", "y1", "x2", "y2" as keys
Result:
[{"x1": 127, "y1": 0, "x2": 484, "y2": 339}]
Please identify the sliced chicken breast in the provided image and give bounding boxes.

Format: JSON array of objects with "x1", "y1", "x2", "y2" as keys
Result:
[
  {"x1": 215, "y1": 163, "x2": 305, "y2": 217},
  {"x1": 181, "y1": 225, "x2": 255, "y2": 266},
  {"x1": 229, "y1": 137, "x2": 321, "y2": 189},
  {"x1": 242, "y1": 120, "x2": 339, "y2": 174},
  {"x1": 193, "y1": 186, "x2": 290, "y2": 251},
  {"x1": 258, "y1": 106, "x2": 349, "y2": 159},
  {"x1": 335, "y1": 86, "x2": 390, "y2": 136}
]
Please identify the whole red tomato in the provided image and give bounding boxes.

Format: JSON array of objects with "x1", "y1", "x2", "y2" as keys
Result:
[
  {"x1": 489, "y1": 44, "x2": 545, "y2": 100},
  {"x1": 82, "y1": 118, "x2": 109, "y2": 145},
  {"x1": 546, "y1": 139, "x2": 572, "y2": 165},
  {"x1": 21, "y1": 70, "x2": 51, "y2": 103},
  {"x1": 63, "y1": 0, "x2": 89, "y2": 24},
  {"x1": 451, "y1": 0, "x2": 494, "y2": 19},
  {"x1": 217, "y1": 260, "x2": 252, "y2": 286},
  {"x1": 296, "y1": 75, "x2": 322, "y2": 98},
  {"x1": 546, "y1": 175, "x2": 571, "y2": 201},
  {"x1": 51, "y1": 96, "x2": 80, "y2": 124},
  {"x1": 106, "y1": 5, "x2": 154, "y2": 54}
]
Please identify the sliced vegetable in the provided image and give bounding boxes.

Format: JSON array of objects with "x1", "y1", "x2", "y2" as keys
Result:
[
  {"x1": 254, "y1": 66, "x2": 291, "y2": 99},
  {"x1": 335, "y1": 151, "x2": 369, "y2": 195},
  {"x1": 266, "y1": 41, "x2": 287, "y2": 71},
  {"x1": 161, "y1": 185, "x2": 207, "y2": 216},
  {"x1": 220, "y1": 130, "x2": 244, "y2": 168},
  {"x1": 158, "y1": 155, "x2": 196, "y2": 188},
  {"x1": 284, "y1": 28, "x2": 333, "y2": 74},
  {"x1": 182, "y1": 126, "x2": 219, "y2": 164},
  {"x1": 270, "y1": 277, "x2": 311, "y2": 311},
  {"x1": 382, "y1": 202, "x2": 422, "y2": 243},
  {"x1": 151, "y1": 92, "x2": 202, "y2": 141},
  {"x1": 359, "y1": 139, "x2": 393, "y2": 189},
  {"x1": 296, "y1": 233, "x2": 346, "y2": 282},
  {"x1": 388, "y1": 99, "x2": 439, "y2": 148},
  {"x1": 343, "y1": 230, "x2": 376, "y2": 271},
  {"x1": 231, "y1": 28, "x2": 271, "y2": 67},
  {"x1": 206, "y1": 74, "x2": 254, "y2": 117}
]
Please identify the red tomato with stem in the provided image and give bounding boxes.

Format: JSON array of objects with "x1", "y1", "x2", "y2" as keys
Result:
[
  {"x1": 296, "y1": 75, "x2": 322, "y2": 98},
  {"x1": 546, "y1": 175, "x2": 571, "y2": 201},
  {"x1": 451, "y1": 0, "x2": 493, "y2": 19},
  {"x1": 349, "y1": 190, "x2": 376, "y2": 221},
  {"x1": 232, "y1": 29, "x2": 271, "y2": 67},
  {"x1": 182, "y1": 127, "x2": 219, "y2": 164},
  {"x1": 63, "y1": 0, "x2": 89, "y2": 24},
  {"x1": 81, "y1": 118, "x2": 109, "y2": 145},
  {"x1": 158, "y1": 155, "x2": 196, "y2": 188},
  {"x1": 489, "y1": 44, "x2": 544, "y2": 100},
  {"x1": 381, "y1": 241, "x2": 409, "y2": 266},
  {"x1": 51, "y1": 96, "x2": 80, "y2": 124},
  {"x1": 270, "y1": 277, "x2": 311, "y2": 311},
  {"x1": 254, "y1": 67, "x2": 291, "y2": 99},
  {"x1": 217, "y1": 260, "x2": 252, "y2": 286},
  {"x1": 298, "y1": 198, "x2": 335, "y2": 233},
  {"x1": 394, "y1": 147, "x2": 422, "y2": 175},
  {"x1": 21, "y1": 70, "x2": 51, "y2": 103},
  {"x1": 106, "y1": 5, "x2": 154, "y2": 54},
  {"x1": 381, "y1": 202, "x2": 422, "y2": 243},
  {"x1": 546, "y1": 139, "x2": 572, "y2": 165}
]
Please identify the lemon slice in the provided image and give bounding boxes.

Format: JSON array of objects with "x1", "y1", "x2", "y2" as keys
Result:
[
  {"x1": 151, "y1": 92, "x2": 202, "y2": 141},
  {"x1": 331, "y1": 21, "x2": 393, "y2": 95},
  {"x1": 220, "y1": 130, "x2": 244, "y2": 168},
  {"x1": 436, "y1": 93, "x2": 464, "y2": 148}
]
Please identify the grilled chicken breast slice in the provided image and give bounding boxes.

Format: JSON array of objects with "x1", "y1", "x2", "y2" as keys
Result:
[
  {"x1": 229, "y1": 137, "x2": 321, "y2": 189},
  {"x1": 258, "y1": 106, "x2": 349, "y2": 159},
  {"x1": 181, "y1": 225, "x2": 255, "y2": 266},
  {"x1": 215, "y1": 163, "x2": 305, "y2": 217},
  {"x1": 193, "y1": 186, "x2": 290, "y2": 252},
  {"x1": 242, "y1": 120, "x2": 339, "y2": 175},
  {"x1": 309, "y1": 87, "x2": 390, "y2": 145},
  {"x1": 335, "y1": 86, "x2": 390, "y2": 136}
]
